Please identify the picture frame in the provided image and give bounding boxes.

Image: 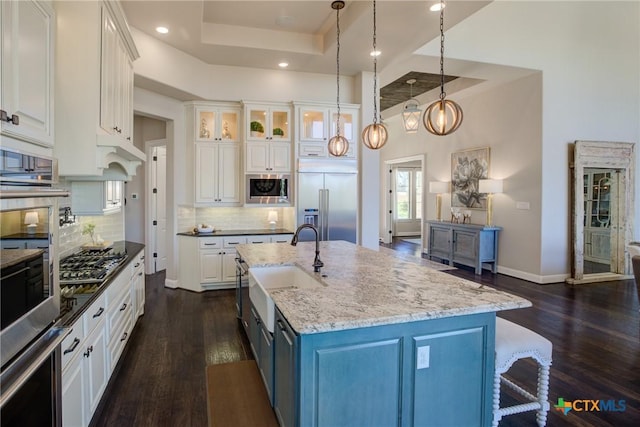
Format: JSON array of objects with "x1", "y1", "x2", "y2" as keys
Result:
[{"x1": 451, "y1": 147, "x2": 490, "y2": 209}]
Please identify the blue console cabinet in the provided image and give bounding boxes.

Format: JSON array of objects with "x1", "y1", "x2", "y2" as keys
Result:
[
  {"x1": 427, "y1": 221, "x2": 501, "y2": 274},
  {"x1": 274, "y1": 308, "x2": 496, "y2": 427}
]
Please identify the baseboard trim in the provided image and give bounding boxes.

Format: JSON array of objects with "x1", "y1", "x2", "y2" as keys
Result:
[
  {"x1": 497, "y1": 266, "x2": 569, "y2": 284},
  {"x1": 165, "y1": 278, "x2": 178, "y2": 288}
]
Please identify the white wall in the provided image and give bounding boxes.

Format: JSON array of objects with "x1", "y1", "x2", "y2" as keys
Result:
[{"x1": 409, "y1": 0, "x2": 639, "y2": 281}]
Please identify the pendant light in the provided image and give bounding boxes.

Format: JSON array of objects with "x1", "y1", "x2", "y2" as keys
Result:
[
  {"x1": 328, "y1": 0, "x2": 349, "y2": 157},
  {"x1": 362, "y1": 0, "x2": 388, "y2": 150},
  {"x1": 423, "y1": 1, "x2": 463, "y2": 136},
  {"x1": 402, "y1": 79, "x2": 421, "y2": 133}
]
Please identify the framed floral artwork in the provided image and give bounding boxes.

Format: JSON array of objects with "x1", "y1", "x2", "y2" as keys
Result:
[{"x1": 451, "y1": 147, "x2": 490, "y2": 209}]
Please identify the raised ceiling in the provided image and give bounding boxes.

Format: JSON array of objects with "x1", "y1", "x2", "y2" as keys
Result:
[{"x1": 380, "y1": 71, "x2": 458, "y2": 112}]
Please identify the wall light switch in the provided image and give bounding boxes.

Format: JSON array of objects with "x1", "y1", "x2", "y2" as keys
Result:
[
  {"x1": 417, "y1": 346, "x2": 430, "y2": 369},
  {"x1": 516, "y1": 201, "x2": 530, "y2": 210}
]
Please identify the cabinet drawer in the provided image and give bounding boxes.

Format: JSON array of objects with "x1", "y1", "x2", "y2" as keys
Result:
[
  {"x1": 247, "y1": 235, "x2": 269, "y2": 244},
  {"x1": 223, "y1": 236, "x2": 247, "y2": 248},
  {"x1": 108, "y1": 289, "x2": 132, "y2": 343},
  {"x1": 271, "y1": 235, "x2": 293, "y2": 244},
  {"x1": 61, "y1": 319, "x2": 86, "y2": 371},
  {"x1": 106, "y1": 269, "x2": 129, "y2": 303},
  {"x1": 108, "y1": 313, "x2": 133, "y2": 371},
  {"x1": 84, "y1": 293, "x2": 107, "y2": 335},
  {"x1": 199, "y1": 237, "x2": 222, "y2": 249},
  {"x1": 298, "y1": 142, "x2": 327, "y2": 158}
]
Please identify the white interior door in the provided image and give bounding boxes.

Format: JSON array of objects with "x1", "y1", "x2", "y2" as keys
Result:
[{"x1": 150, "y1": 143, "x2": 167, "y2": 273}]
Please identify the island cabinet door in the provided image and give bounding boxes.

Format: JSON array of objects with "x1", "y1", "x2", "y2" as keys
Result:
[
  {"x1": 407, "y1": 317, "x2": 494, "y2": 426},
  {"x1": 299, "y1": 332, "x2": 403, "y2": 427},
  {"x1": 274, "y1": 309, "x2": 297, "y2": 427}
]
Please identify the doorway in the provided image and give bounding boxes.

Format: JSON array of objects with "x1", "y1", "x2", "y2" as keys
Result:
[
  {"x1": 569, "y1": 141, "x2": 635, "y2": 283},
  {"x1": 383, "y1": 155, "x2": 426, "y2": 249}
]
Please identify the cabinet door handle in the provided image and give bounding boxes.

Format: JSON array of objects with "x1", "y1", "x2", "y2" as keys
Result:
[
  {"x1": 0, "y1": 110, "x2": 19, "y2": 125},
  {"x1": 140, "y1": 256, "x2": 145, "y2": 260},
  {"x1": 138, "y1": 272, "x2": 143, "y2": 276},
  {"x1": 63, "y1": 337, "x2": 81, "y2": 355},
  {"x1": 120, "y1": 303, "x2": 127, "y2": 311},
  {"x1": 134, "y1": 263, "x2": 140, "y2": 268},
  {"x1": 204, "y1": 243, "x2": 217, "y2": 246},
  {"x1": 120, "y1": 332, "x2": 128, "y2": 342},
  {"x1": 93, "y1": 307, "x2": 104, "y2": 318},
  {"x1": 84, "y1": 345, "x2": 93, "y2": 358}
]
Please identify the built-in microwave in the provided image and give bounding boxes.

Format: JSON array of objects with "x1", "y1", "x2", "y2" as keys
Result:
[{"x1": 246, "y1": 174, "x2": 290, "y2": 205}]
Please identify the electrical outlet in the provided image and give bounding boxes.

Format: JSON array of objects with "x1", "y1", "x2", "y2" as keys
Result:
[
  {"x1": 131, "y1": 193, "x2": 138, "y2": 199},
  {"x1": 417, "y1": 346, "x2": 430, "y2": 369},
  {"x1": 516, "y1": 201, "x2": 530, "y2": 210}
]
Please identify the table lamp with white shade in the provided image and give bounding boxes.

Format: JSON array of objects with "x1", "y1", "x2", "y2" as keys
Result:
[
  {"x1": 429, "y1": 181, "x2": 449, "y2": 221},
  {"x1": 479, "y1": 179, "x2": 503, "y2": 226},
  {"x1": 267, "y1": 210, "x2": 278, "y2": 230},
  {"x1": 24, "y1": 211, "x2": 39, "y2": 234}
]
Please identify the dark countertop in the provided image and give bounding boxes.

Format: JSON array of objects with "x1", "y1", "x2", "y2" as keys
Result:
[
  {"x1": 0, "y1": 248, "x2": 44, "y2": 269},
  {"x1": 58, "y1": 241, "x2": 145, "y2": 326},
  {"x1": 2, "y1": 233, "x2": 49, "y2": 240},
  {"x1": 177, "y1": 228, "x2": 294, "y2": 237}
]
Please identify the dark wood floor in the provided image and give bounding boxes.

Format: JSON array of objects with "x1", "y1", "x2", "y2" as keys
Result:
[{"x1": 92, "y1": 239, "x2": 640, "y2": 427}]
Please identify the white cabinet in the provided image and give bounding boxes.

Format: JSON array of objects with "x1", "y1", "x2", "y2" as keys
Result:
[
  {"x1": 100, "y1": 6, "x2": 134, "y2": 143},
  {"x1": 193, "y1": 104, "x2": 240, "y2": 142},
  {"x1": 195, "y1": 143, "x2": 240, "y2": 205},
  {"x1": 294, "y1": 102, "x2": 359, "y2": 159},
  {"x1": 245, "y1": 141, "x2": 291, "y2": 173},
  {"x1": 244, "y1": 102, "x2": 291, "y2": 142},
  {"x1": 130, "y1": 250, "x2": 145, "y2": 318},
  {"x1": 0, "y1": 0, "x2": 55, "y2": 149},
  {"x1": 62, "y1": 254, "x2": 143, "y2": 427},
  {"x1": 179, "y1": 234, "x2": 294, "y2": 291},
  {"x1": 54, "y1": 0, "x2": 144, "y2": 178},
  {"x1": 186, "y1": 102, "x2": 242, "y2": 207},
  {"x1": 62, "y1": 293, "x2": 108, "y2": 427},
  {"x1": 71, "y1": 181, "x2": 123, "y2": 215}
]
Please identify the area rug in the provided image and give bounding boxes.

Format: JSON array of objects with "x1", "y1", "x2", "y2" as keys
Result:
[
  {"x1": 206, "y1": 360, "x2": 279, "y2": 427},
  {"x1": 401, "y1": 238, "x2": 422, "y2": 245}
]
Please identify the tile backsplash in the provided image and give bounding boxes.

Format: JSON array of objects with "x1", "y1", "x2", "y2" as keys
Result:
[
  {"x1": 59, "y1": 211, "x2": 125, "y2": 258},
  {"x1": 178, "y1": 205, "x2": 295, "y2": 233}
]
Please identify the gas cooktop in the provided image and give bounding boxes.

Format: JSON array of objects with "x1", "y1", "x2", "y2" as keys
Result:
[{"x1": 59, "y1": 248, "x2": 128, "y2": 286}]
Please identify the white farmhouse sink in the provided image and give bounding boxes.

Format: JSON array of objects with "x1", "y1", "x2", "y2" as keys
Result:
[{"x1": 249, "y1": 265, "x2": 321, "y2": 332}]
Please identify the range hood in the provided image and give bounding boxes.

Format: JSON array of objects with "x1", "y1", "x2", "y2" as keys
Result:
[{"x1": 60, "y1": 136, "x2": 145, "y2": 182}]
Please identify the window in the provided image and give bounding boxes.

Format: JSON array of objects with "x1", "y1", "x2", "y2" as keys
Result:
[{"x1": 395, "y1": 168, "x2": 422, "y2": 220}]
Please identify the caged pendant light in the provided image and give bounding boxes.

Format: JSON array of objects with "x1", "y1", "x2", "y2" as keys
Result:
[
  {"x1": 423, "y1": 1, "x2": 463, "y2": 136},
  {"x1": 327, "y1": 0, "x2": 349, "y2": 157},
  {"x1": 362, "y1": 0, "x2": 388, "y2": 150},
  {"x1": 402, "y1": 78, "x2": 421, "y2": 133}
]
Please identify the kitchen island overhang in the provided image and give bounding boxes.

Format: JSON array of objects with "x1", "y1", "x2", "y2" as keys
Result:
[{"x1": 236, "y1": 240, "x2": 531, "y2": 427}]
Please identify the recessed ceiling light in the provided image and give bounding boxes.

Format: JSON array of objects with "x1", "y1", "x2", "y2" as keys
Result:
[
  {"x1": 370, "y1": 50, "x2": 381, "y2": 57},
  {"x1": 156, "y1": 26, "x2": 169, "y2": 34},
  {"x1": 278, "y1": 62, "x2": 289, "y2": 68},
  {"x1": 430, "y1": 2, "x2": 445, "y2": 12}
]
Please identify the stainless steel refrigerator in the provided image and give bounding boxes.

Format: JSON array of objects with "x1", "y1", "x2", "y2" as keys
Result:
[{"x1": 296, "y1": 159, "x2": 358, "y2": 243}]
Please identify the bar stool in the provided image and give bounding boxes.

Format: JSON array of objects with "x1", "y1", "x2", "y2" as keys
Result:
[{"x1": 493, "y1": 317, "x2": 552, "y2": 427}]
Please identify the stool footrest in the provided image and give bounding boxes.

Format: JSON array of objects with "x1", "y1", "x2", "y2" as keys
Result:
[
  {"x1": 501, "y1": 375, "x2": 537, "y2": 401},
  {"x1": 497, "y1": 402, "x2": 542, "y2": 417}
]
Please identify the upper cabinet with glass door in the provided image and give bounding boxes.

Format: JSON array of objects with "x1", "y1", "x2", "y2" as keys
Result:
[
  {"x1": 243, "y1": 102, "x2": 291, "y2": 142},
  {"x1": 294, "y1": 102, "x2": 359, "y2": 159},
  {"x1": 195, "y1": 104, "x2": 240, "y2": 143}
]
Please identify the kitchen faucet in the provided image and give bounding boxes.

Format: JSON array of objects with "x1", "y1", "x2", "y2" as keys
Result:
[{"x1": 291, "y1": 224, "x2": 324, "y2": 272}]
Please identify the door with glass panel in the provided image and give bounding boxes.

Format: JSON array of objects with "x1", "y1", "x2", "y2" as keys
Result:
[{"x1": 392, "y1": 167, "x2": 422, "y2": 237}]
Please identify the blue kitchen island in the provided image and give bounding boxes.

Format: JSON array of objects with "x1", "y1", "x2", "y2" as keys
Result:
[{"x1": 235, "y1": 241, "x2": 530, "y2": 427}]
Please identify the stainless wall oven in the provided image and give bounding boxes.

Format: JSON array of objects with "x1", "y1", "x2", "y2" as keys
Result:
[{"x1": 1, "y1": 148, "x2": 70, "y2": 426}]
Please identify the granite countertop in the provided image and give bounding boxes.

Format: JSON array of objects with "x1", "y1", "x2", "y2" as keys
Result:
[
  {"x1": 0, "y1": 248, "x2": 45, "y2": 269},
  {"x1": 177, "y1": 228, "x2": 294, "y2": 237},
  {"x1": 235, "y1": 240, "x2": 531, "y2": 334}
]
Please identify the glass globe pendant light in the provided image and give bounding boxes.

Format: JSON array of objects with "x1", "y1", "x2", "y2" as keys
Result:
[
  {"x1": 327, "y1": 0, "x2": 349, "y2": 157},
  {"x1": 362, "y1": 0, "x2": 388, "y2": 150},
  {"x1": 423, "y1": 1, "x2": 463, "y2": 136},
  {"x1": 402, "y1": 79, "x2": 421, "y2": 133}
]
